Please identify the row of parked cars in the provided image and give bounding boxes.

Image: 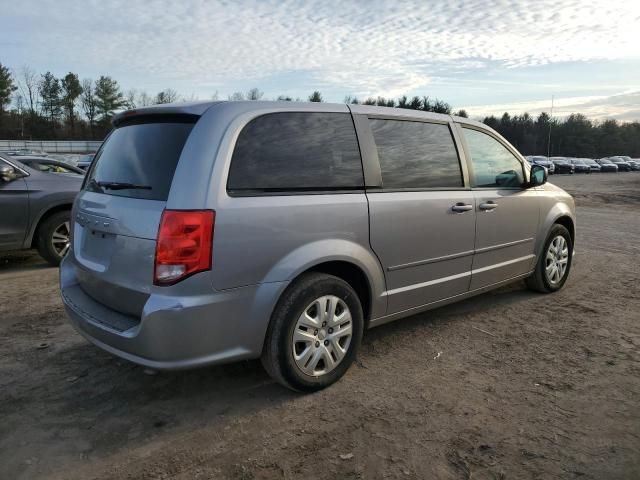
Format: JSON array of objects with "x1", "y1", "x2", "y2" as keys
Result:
[{"x1": 525, "y1": 155, "x2": 640, "y2": 174}]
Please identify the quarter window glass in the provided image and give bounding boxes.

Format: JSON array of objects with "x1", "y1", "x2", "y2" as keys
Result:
[
  {"x1": 463, "y1": 128, "x2": 525, "y2": 188},
  {"x1": 227, "y1": 112, "x2": 363, "y2": 193},
  {"x1": 369, "y1": 119, "x2": 463, "y2": 189}
]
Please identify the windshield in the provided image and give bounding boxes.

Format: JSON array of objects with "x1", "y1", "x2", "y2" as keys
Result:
[{"x1": 85, "y1": 119, "x2": 196, "y2": 201}]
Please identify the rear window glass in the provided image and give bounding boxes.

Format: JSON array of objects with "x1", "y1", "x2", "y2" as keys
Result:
[
  {"x1": 227, "y1": 112, "x2": 363, "y2": 194},
  {"x1": 85, "y1": 120, "x2": 195, "y2": 200},
  {"x1": 369, "y1": 119, "x2": 463, "y2": 189}
]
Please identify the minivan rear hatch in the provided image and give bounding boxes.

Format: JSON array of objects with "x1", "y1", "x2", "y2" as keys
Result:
[{"x1": 72, "y1": 115, "x2": 197, "y2": 317}]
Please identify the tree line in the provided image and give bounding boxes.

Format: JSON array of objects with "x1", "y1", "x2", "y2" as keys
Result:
[
  {"x1": 0, "y1": 61, "x2": 638, "y2": 157},
  {"x1": 0, "y1": 62, "x2": 464, "y2": 141},
  {"x1": 484, "y1": 112, "x2": 640, "y2": 158}
]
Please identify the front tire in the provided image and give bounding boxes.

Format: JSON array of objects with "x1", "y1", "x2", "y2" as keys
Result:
[
  {"x1": 261, "y1": 272, "x2": 364, "y2": 392},
  {"x1": 36, "y1": 210, "x2": 71, "y2": 267},
  {"x1": 526, "y1": 224, "x2": 573, "y2": 293}
]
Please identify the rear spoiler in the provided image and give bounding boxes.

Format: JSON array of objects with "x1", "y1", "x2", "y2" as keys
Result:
[{"x1": 111, "y1": 101, "x2": 221, "y2": 127}]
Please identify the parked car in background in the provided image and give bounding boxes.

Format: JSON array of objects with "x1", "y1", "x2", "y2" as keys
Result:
[
  {"x1": 607, "y1": 157, "x2": 632, "y2": 172},
  {"x1": 60, "y1": 101, "x2": 576, "y2": 391},
  {"x1": 3, "y1": 149, "x2": 47, "y2": 157},
  {"x1": 76, "y1": 154, "x2": 95, "y2": 170},
  {"x1": 613, "y1": 156, "x2": 640, "y2": 171},
  {"x1": 526, "y1": 155, "x2": 555, "y2": 174},
  {"x1": 0, "y1": 153, "x2": 82, "y2": 265},
  {"x1": 569, "y1": 158, "x2": 591, "y2": 173},
  {"x1": 13, "y1": 156, "x2": 86, "y2": 175},
  {"x1": 596, "y1": 158, "x2": 619, "y2": 172},
  {"x1": 550, "y1": 157, "x2": 575, "y2": 174},
  {"x1": 582, "y1": 158, "x2": 601, "y2": 173}
]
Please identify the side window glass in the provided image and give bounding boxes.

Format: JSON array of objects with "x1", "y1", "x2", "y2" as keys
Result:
[
  {"x1": 462, "y1": 128, "x2": 525, "y2": 188},
  {"x1": 228, "y1": 112, "x2": 363, "y2": 193},
  {"x1": 369, "y1": 119, "x2": 463, "y2": 189}
]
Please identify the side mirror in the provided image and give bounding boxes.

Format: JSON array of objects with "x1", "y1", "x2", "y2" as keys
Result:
[
  {"x1": 0, "y1": 164, "x2": 17, "y2": 182},
  {"x1": 530, "y1": 164, "x2": 547, "y2": 187}
]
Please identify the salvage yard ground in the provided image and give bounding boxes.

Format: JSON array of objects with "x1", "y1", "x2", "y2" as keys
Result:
[{"x1": 1, "y1": 174, "x2": 639, "y2": 479}]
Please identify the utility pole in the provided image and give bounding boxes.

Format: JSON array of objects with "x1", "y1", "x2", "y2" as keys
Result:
[{"x1": 546, "y1": 95, "x2": 554, "y2": 158}]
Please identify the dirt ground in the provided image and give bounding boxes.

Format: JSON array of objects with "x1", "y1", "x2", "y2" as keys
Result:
[{"x1": 1, "y1": 173, "x2": 639, "y2": 480}]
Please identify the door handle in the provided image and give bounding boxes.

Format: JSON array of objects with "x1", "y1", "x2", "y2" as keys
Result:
[
  {"x1": 451, "y1": 203, "x2": 473, "y2": 213},
  {"x1": 479, "y1": 201, "x2": 498, "y2": 211}
]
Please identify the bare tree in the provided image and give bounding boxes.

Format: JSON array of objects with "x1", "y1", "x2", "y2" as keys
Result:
[
  {"x1": 155, "y1": 88, "x2": 178, "y2": 104},
  {"x1": 138, "y1": 91, "x2": 154, "y2": 107},
  {"x1": 16, "y1": 66, "x2": 40, "y2": 116},
  {"x1": 246, "y1": 88, "x2": 263, "y2": 101},
  {"x1": 125, "y1": 88, "x2": 138, "y2": 108},
  {"x1": 228, "y1": 91, "x2": 245, "y2": 101},
  {"x1": 81, "y1": 78, "x2": 97, "y2": 136}
]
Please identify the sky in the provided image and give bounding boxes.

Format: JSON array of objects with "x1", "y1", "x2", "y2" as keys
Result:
[{"x1": 2, "y1": 0, "x2": 640, "y2": 121}]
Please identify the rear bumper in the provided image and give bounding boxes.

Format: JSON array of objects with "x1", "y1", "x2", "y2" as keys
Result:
[{"x1": 60, "y1": 256, "x2": 287, "y2": 370}]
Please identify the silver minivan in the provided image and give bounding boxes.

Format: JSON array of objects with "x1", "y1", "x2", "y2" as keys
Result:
[{"x1": 60, "y1": 101, "x2": 576, "y2": 391}]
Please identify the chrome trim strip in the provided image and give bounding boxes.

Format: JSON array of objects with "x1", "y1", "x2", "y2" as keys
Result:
[
  {"x1": 384, "y1": 270, "x2": 472, "y2": 296},
  {"x1": 370, "y1": 270, "x2": 534, "y2": 327},
  {"x1": 384, "y1": 254, "x2": 535, "y2": 297},
  {"x1": 387, "y1": 238, "x2": 534, "y2": 271},
  {"x1": 387, "y1": 249, "x2": 474, "y2": 271},
  {"x1": 471, "y1": 254, "x2": 535, "y2": 275},
  {"x1": 474, "y1": 237, "x2": 534, "y2": 254}
]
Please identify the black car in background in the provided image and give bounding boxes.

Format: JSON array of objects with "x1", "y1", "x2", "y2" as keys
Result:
[
  {"x1": 608, "y1": 157, "x2": 632, "y2": 172},
  {"x1": 611, "y1": 156, "x2": 639, "y2": 171},
  {"x1": 550, "y1": 157, "x2": 575, "y2": 174},
  {"x1": 596, "y1": 158, "x2": 619, "y2": 172},
  {"x1": 526, "y1": 155, "x2": 556, "y2": 174},
  {"x1": 582, "y1": 158, "x2": 602, "y2": 172},
  {"x1": 569, "y1": 158, "x2": 591, "y2": 173}
]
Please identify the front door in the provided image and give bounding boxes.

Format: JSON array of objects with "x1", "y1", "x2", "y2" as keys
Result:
[
  {"x1": 365, "y1": 117, "x2": 475, "y2": 314},
  {"x1": 459, "y1": 126, "x2": 540, "y2": 290},
  {"x1": 0, "y1": 159, "x2": 29, "y2": 249}
]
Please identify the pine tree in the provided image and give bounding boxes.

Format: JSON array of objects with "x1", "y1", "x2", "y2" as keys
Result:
[
  {"x1": 0, "y1": 63, "x2": 17, "y2": 114},
  {"x1": 94, "y1": 75, "x2": 126, "y2": 123}
]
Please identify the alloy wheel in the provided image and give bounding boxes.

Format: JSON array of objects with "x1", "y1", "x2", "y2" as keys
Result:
[{"x1": 51, "y1": 221, "x2": 70, "y2": 258}]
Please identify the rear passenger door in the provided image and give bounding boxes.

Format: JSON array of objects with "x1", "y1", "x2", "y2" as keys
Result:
[
  {"x1": 459, "y1": 126, "x2": 540, "y2": 290},
  {"x1": 362, "y1": 116, "x2": 475, "y2": 314}
]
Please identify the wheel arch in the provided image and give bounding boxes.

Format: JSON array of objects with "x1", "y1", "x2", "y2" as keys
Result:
[
  {"x1": 554, "y1": 215, "x2": 575, "y2": 244},
  {"x1": 28, "y1": 203, "x2": 73, "y2": 248},
  {"x1": 303, "y1": 260, "x2": 373, "y2": 326},
  {"x1": 261, "y1": 239, "x2": 387, "y2": 325},
  {"x1": 534, "y1": 201, "x2": 576, "y2": 260}
]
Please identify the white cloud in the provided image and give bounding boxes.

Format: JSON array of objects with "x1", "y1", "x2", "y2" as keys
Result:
[
  {"x1": 2, "y1": 0, "x2": 640, "y2": 101},
  {"x1": 463, "y1": 91, "x2": 640, "y2": 122}
]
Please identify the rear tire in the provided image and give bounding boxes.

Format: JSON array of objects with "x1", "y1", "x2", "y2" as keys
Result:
[
  {"x1": 261, "y1": 272, "x2": 364, "y2": 392},
  {"x1": 36, "y1": 210, "x2": 71, "y2": 267},
  {"x1": 526, "y1": 224, "x2": 573, "y2": 293}
]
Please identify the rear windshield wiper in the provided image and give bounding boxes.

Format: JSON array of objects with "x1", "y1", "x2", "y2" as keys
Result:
[{"x1": 94, "y1": 181, "x2": 152, "y2": 191}]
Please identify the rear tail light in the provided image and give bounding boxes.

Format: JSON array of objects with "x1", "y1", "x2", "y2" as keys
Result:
[{"x1": 154, "y1": 209, "x2": 215, "y2": 286}]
